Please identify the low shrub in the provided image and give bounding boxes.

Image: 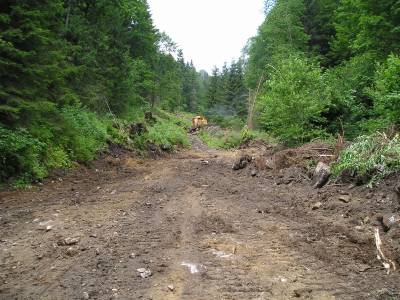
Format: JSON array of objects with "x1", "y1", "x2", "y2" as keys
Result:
[
  {"x1": 199, "y1": 126, "x2": 276, "y2": 150},
  {"x1": 0, "y1": 105, "x2": 110, "y2": 185},
  {"x1": 0, "y1": 126, "x2": 46, "y2": 182},
  {"x1": 0, "y1": 108, "x2": 192, "y2": 185},
  {"x1": 332, "y1": 132, "x2": 400, "y2": 186},
  {"x1": 256, "y1": 54, "x2": 330, "y2": 146},
  {"x1": 199, "y1": 129, "x2": 244, "y2": 149},
  {"x1": 59, "y1": 106, "x2": 108, "y2": 162},
  {"x1": 145, "y1": 119, "x2": 190, "y2": 150},
  {"x1": 198, "y1": 129, "x2": 243, "y2": 149}
]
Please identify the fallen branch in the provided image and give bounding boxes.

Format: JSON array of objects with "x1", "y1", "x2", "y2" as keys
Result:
[{"x1": 374, "y1": 227, "x2": 397, "y2": 274}]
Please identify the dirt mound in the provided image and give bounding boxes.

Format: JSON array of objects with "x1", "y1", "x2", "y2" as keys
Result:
[
  {"x1": 272, "y1": 140, "x2": 335, "y2": 171},
  {"x1": 235, "y1": 140, "x2": 335, "y2": 187}
]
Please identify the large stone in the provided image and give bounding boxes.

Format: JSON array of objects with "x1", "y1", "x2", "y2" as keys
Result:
[
  {"x1": 137, "y1": 268, "x2": 152, "y2": 279},
  {"x1": 338, "y1": 195, "x2": 351, "y2": 203},
  {"x1": 381, "y1": 215, "x2": 399, "y2": 232},
  {"x1": 312, "y1": 202, "x2": 322, "y2": 210},
  {"x1": 64, "y1": 237, "x2": 80, "y2": 246},
  {"x1": 312, "y1": 162, "x2": 331, "y2": 188},
  {"x1": 66, "y1": 247, "x2": 79, "y2": 257},
  {"x1": 232, "y1": 155, "x2": 252, "y2": 171}
]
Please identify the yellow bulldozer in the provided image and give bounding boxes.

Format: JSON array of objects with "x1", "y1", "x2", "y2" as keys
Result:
[{"x1": 190, "y1": 116, "x2": 208, "y2": 132}]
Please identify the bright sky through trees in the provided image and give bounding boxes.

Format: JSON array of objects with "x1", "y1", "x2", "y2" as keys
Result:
[{"x1": 147, "y1": 0, "x2": 265, "y2": 73}]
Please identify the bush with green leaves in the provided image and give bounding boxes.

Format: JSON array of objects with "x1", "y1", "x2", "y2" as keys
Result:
[
  {"x1": 0, "y1": 105, "x2": 110, "y2": 185},
  {"x1": 59, "y1": 106, "x2": 108, "y2": 162},
  {"x1": 257, "y1": 54, "x2": 330, "y2": 145},
  {"x1": 146, "y1": 119, "x2": 190, "y2": 150},
  {"x1": 0, "y1": 127, "x2": 46, "y2": 182},
  {"x1": 367, "y1": 54, "x2": 400, "y2": 130},
  {"x1": 133, "y1": 114, "x2": 190, "y2": 152},
  {"x1": 332, "y1": 133, "x2": 400, "y2": 186}
]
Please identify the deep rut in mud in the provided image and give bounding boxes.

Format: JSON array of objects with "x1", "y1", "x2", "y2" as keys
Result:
[{"x1": 1, "y1": 137, "x2": 400, "y2": 300}]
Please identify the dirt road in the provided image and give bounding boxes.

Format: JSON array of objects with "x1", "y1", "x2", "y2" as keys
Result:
[{"x1": 1, "y1": 137, "x2": 400, "y2": 299}]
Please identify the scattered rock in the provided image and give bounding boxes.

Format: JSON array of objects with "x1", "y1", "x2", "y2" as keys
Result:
[
  {"x1": 363, "y1": 216, "x2": 371, "y2": 224},
  {"x1": 379, "y1": 192, "x2": 387, "y2": 199},
  {"x1": 82, "y1": 292, "x2": 90, "y2": 299},
  {"x1": 201, "y1": 159, "x2": 209, "y2": 165},
  {"x1": 365, "y1": 192, "x2": 373, "y2": 200},
  {"x1": 395, "y1": 184, "x2": 400, "y2": 198},
  {"x1": 312, "y1": 202, "x2": 323, "y2": 210},
  {"x1": 293, "y1": 288, "x2": 312, "y2": 298},
  {"x1": 283, "y1": 178, "x2": 294, "y2": 185},
  {"x1": 312, "y1": 162, "x2": 331, "y2": 188},
  {"x1": 181, "y1": 262, "x2": 200, "y2": 274},
  {"x1": 379, "y1": 215, "x2": 400, "y2": 232},
  {"x1": 265, "y1": 158, "x2": 274, "y2": 170},
  {"x1": 160, "y1": 144, "x2": 172, "y2": 152},
  {"x1": 137, "y1": 268, "x2": 152, "y2": 278},
  {"x1": 38, "y1": 220, "x2": 56, "y2": 231},
  {"x1": 232, "y1": 155, "x2": 252, "y2": 170},
  {"x1": 250, "y1": 169, "x2": 257, "y2": 177},
  {"x1": 339, "y1": 195, "x2": 351, "y2": 203},
  {"x1": 66, "y1": 247, "x2": 79, "y2": 257},
  {"x1": 355, "y1": 263, "x2": 371, "y2": 272},
  {"x1": 64, "y1": 237, "x2": 80, "y2": 245},
  {"x1": 167, "y1": 284, "x2": 174, "y2": 291}
]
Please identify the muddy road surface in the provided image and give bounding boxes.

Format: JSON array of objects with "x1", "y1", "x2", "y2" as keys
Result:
[{"x1": 1, "y1": 137, "x2": 400, "y2": 299}]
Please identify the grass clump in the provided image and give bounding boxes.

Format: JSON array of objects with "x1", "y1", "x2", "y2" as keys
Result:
[
  {"x1": 332, "y1": 132, "x2": 400, "y2": 186},
  {"x1": 144, "y1": 119, "x2": 190, "y2": 150},
  {"x1": 198, "y1": 130, "x2": 243, "y2": 149},
  {"x1": 132, "y1": 110, "x2": 190, "y2": 152},
  {"x1": 198, "y1": 126, "x2": 275, "y2": 150}
]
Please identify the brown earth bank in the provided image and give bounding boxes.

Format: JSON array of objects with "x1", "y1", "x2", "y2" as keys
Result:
[{"x1": 1, "y1": 135, "x2": 400, "y2": 300}]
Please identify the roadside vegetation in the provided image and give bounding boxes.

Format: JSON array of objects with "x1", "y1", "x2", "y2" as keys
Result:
[
  {"x1": 198, "y1": 125, "x2": 275, "y2": 150},
  {"x1": 333, "y1": 132, "x2": 400, "y2": 186}
]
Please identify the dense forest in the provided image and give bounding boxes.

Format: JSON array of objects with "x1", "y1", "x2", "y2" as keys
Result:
[
  {"x1": 245, "y1": 0, "x2": 400, "y2": 145},
  {"x1": 0, "y1": 0, "x2": 209, "y2": 183},
  {"x1": 1, "y1": 0, "x2": 399, "y2": 184}
]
